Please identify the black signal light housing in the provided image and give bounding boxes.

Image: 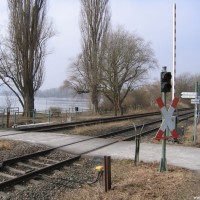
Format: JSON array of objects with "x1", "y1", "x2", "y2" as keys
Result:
[{"x1": 161, "y1": 72, "x2": 172, "y2": 93}]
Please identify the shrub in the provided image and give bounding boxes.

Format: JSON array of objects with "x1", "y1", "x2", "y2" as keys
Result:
[{"x1": 49, "y1": 107, "x2": 62, "y2": 116}]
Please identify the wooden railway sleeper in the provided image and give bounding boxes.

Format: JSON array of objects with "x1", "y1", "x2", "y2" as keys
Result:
[
  {"x1": 0, "y1": 172, "x2": 17, "y2": 179},
  {"x1": 28, "y1": 159, "x2": 51, "y2": 167},
  {"x1": 4, "y1": 166, "x2": 25, "y2": 175},
  {"x1": 17, "y1": 162, "x2": 41, "y2": 170}
]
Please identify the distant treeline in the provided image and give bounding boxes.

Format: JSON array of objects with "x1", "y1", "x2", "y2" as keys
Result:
[
  {"x1": 36, "y1": 88, "x2": 74, "y2": 98},
  {"x1": 0, "y1": 87, "x2": 78, "y2": 98},
  {"x1": 36, "y1": 88, "x2": 89, "y2": 98}
]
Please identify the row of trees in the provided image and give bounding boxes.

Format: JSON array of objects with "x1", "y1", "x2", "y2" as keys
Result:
[
  {"x1": 0, "y1": 0, "x2": 53, "y2": 116},
  {"x1": 64, "y1": 0, "x2": 157, "y2": 116},
  {"x1": 0, "y1": 0, "x2": 196, "y2": 117},
  {"x1": 99, "y1": 73, "x2": 200, "y2": 113}
]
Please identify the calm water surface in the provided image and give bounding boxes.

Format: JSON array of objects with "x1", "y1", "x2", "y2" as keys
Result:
[{"x1": 0, "y1": 95, "x2": 90, "y2": 112}]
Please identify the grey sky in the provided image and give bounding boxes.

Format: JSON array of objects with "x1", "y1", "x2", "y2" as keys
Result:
[{"x1": 0, "y1": 0, "x2": 200, "y2": 90}]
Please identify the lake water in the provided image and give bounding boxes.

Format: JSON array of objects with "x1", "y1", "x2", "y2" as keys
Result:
[{"x1": 0, "y1": 95, "x2": 90, "y2": 112}]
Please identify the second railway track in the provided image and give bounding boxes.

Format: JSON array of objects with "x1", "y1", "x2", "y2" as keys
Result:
[
  {"x1": 15, "y1": 108, "x2": 193, "y2": 132},
  {"x1": 0, "y1": 110, "x2": 194, "y2": 191}
]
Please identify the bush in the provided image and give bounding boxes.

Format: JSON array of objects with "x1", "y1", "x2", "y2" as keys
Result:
[{"x1": 49, "y1": 107, "x2": 62, "y2": 116}]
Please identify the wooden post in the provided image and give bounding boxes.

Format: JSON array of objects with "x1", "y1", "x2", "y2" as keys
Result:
[{"x1": 104, "y1": 156, "x2": 111, "y2": 192}]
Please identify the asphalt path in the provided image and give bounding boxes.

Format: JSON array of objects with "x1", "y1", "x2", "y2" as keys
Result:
[{"x1": 0, "y1": 130, "x2": 199, "y2": 172}]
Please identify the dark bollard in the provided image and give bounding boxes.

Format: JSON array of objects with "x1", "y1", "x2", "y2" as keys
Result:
[{"x1": 104, "y1": 156, "x2": 111, "y2": 192}]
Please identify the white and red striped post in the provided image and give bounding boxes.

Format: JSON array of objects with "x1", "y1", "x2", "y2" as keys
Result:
[{"x1": 172, "y1": 3, "x2": 176, "y2": 101}]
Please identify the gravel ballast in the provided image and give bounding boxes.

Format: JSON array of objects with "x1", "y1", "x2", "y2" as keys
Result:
[{"x1": 0, "y1": 139, "x2": 103, "y2": 200}]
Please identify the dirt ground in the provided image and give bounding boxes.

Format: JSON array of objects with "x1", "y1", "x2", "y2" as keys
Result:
[
  {"x1": 50, "y1": 119, "x2": 200, "y2": 200},
  {"x1": 56, "y1": 122, "x2": 200, "y2": 200},
  {"x1": 56, "y1": 160, "x2": 200, "y2": 200},
  {"x1": 1, "y1": 138, "x2": 199, "y2": 200},
  {"x1": 1, "y1": 112, "x2": 200, "y2": 200}
]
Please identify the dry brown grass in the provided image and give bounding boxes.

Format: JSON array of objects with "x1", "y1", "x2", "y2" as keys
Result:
[
  {"x1": 72, "y1": 121, "x2": 132, "y2": 135},
  {"x1": 56, "y1": 160, "x2": 200, "y2": 200},
  {"x1": 0, "y1": 139, "x2": 15, "y2": 150},
  {"x1": 181, "y1": 123, "x2": 200, "y2": 147}
]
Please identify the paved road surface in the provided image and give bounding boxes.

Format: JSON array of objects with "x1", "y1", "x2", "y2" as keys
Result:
[{"x1": 0, "y1": 130, "x2": 199, "y2": 172}]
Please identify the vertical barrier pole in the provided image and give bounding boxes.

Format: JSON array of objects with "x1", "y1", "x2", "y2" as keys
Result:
[{"x1": 104, "y1": 156, "x2": 111, "y2": 192}]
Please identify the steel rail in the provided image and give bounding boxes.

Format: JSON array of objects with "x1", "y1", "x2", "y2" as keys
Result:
[
  {"x1": 15, "y1": 108, "x2": 193, "y2": 132},
  {"x1": 15, "y1": 111, "x2": 161, "y2": 132},
  {"x1": 78, "y1": 113, "x2": 194, "y2": 154},
  {"x1": 0, "y1": 155, "x2": 80, "y2": 189},
  {"x1": 0, "y1": 111, "x2": 193, "y2": 190},
  {"x1": 123, "y1": 113, "x2": 194, "y2": 141},
  {"x1": 0, "y1": 148, "x2": 57, "y2": 167}
]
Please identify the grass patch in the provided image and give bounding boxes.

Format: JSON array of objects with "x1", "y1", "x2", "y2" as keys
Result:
[
  {"x1": 55, "y1": 160, "x2": 200, "y2": 200},
  {"x1": 182, "y1": 123, "x2": 200, "y2": 147},
  {"x1": 71, "y1": 121, "x2": 132, "y2": 135},
  {"x1": 0, "y1": 140, "x2": 15, "y2": 150}
]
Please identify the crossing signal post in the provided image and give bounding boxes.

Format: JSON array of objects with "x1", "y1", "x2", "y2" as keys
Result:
[
  {"x1": 161, "y1": 72, "x2": 172, "y2": 93},
  {"x1": 160, "y1": 67, "x2": 172, "y2": 172}
]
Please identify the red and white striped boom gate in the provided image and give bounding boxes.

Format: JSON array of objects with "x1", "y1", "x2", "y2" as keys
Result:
[{"x1": 154, "y1": 97, "x2": 179, "y2": 140}]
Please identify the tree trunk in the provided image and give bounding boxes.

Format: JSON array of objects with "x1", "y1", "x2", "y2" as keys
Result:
[
  {"x1": 119, "y1": 104, "x2": 123, "y2": 116},
  {"x1": 23, "y1": 85, "x2": 34, "y2": 117},
  {"x1": 91, "y1": 87, "x2": 99, "y2": 114},
  {"x1": 117, "y1": 94, "x2": 123, "y2": 116},
  {"x1": 114, "y1": 103, "x2": 118, "y2": 116},
  {"x1": 113, "y1": 96, "x2": 118, "y2": 116}
]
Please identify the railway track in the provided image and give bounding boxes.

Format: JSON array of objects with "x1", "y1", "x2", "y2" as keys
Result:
[
  {"x1": 0, "y1": 149, "x2": 80, "y2": 190},
  {"x1": 0, "y1": 110, "x2": 193, "y2": 191},
  {"x1": 15, "y1": 108, "x2": 193, "y2": 132}
]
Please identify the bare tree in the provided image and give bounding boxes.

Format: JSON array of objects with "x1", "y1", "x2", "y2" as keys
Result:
[
  {"x1": 0, "y1": 0, "x2": 54, "y2": 116},
  {"x1": 79, "y1": 0, "x2": 110, "y2": 113},
  {"x1": 176, "y1": 73, "x2": 200, "y2": 96},
  {"x1": 62, "y1": 54, "x2": 90, "y2": 95},
  {"x1": 102, "y1": 28, "x2": 157, "y2": 116}
]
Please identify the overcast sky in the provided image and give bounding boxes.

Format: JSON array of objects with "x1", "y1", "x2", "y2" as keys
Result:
[{"x1": 0, "y1": 0, "x2": 200, "y2": 90}]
